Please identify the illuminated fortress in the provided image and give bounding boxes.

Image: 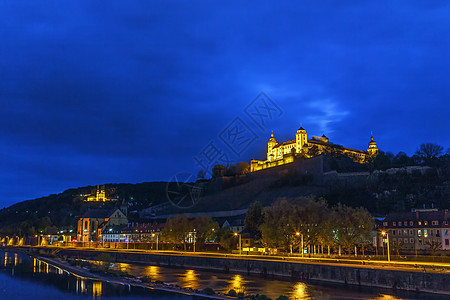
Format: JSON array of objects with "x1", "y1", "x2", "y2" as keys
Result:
[{"x1": 250, "y1": 125, "x2": 378, "y2": 172}]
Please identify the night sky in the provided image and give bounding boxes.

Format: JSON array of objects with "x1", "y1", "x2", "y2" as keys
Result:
[{"x1": 1, "y1": 1, "x2": 449, "y2": 208}]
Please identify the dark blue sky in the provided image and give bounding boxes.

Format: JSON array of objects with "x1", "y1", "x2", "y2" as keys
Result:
[{"x1": 1, "y1": 1, "x2": 449, "y2": 208}]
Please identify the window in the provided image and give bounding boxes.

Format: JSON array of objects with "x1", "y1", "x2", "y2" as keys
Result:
[
  {"x1": 383, "y1": 222, "x2": 388, "y2": 226},
  {"x1": 430, "y1": 229, "x2": 433, "y2": 236},
  {"x1": 418, "y1": 230, "x2": 422, "y2": 237},
  {"x1": 432, "y1": 221, "x2": 438, "y2": 226},
  {"x1": 445, "y1": 229, "x2": 448, "y2": 235},
  {"x1": 424, "y1": 221, "x2": 428, "y2": 226},
  {"x1": 418, "y1": 221, "x2": 422, "y2": 225},
  {"x1": 410, "y1": 238, "x2": 414, "y2": 244},
  {"x1": 392, "y1": 230, "x2": 396, "y2": 235},
  {"x1": 393, "y1": 238, "x2": 397, "y2": 243},
  {"x1": 393, "y1": 222, "x2": 397, "y2": 226},
  {"x1": 446, "y1": 239, "x2": 449, "y2": 246},
  {"x1": 424, "y1": 229, "x2": 428, "y2": 238},
  {"x1": 409, "y1": 229, "x2": 414, "y2": 235},
  {"x1": 398, "y1": 230, "x2": 402, "y2": 236},
  {"x1": 436, "y1": 230, "x2": 440, "y2": 237},
  {"x1": 409, "y1": 221, "x2": 413, "y2": 226},
  {"x1": 404, "y1": 238, "x2": 408, "y2": 244},
  {"x1": 398, "y1": 221, "x2": 402, "y2": 226}
]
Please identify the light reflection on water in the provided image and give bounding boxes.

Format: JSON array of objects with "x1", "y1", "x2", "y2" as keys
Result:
[
  {"x1": 2, "y1": 251, "x2": 447, "y2": 300},
  {"x1": 0, "y1": 251, "x2": 187, "y2": 299}
]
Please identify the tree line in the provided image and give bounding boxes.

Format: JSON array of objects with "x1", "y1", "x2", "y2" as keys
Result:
[{"x1": 246, "y1": 197, "x2": 374, "y2": 255}]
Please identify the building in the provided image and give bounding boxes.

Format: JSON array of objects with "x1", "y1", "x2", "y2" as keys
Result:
[
  {"x1": 86, "y1": 185, "x2": 112, "y2": 202},
  {"x1": 250, "y1": 125, "x2": 378, "y2": 172},
  {"x1": 101, "y1": 222, "x2": 164, "y2": 243},
  {"x1": 382, "y1": 209, "x2": 450, "y2": 252},
  {"x1": 77, "y1": 208, "x2": 128, "y2": 242}
]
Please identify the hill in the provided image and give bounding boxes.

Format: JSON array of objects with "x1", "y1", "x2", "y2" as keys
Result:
[{"x1": 1, "y1": 153, "x2": 449, "y2": 235}]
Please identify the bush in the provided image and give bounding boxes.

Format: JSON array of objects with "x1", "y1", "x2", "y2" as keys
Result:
[
  {"x1": 202, "y1": 287, "x2": 215, "y2": 295},
  {"x1": 257, "y1": 295, "x2": 271, "y2": 300},
  {"x1": 228, "y1": 289, "x2": 237, "y2": 297},
  {"x1": 276, "y1": 296, "x2": 289, "y2": 300}
]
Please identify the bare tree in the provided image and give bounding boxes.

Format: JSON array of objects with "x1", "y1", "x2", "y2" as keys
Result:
[{"x1": 415, "y1": 143, "x2": 443, "y2": 162}]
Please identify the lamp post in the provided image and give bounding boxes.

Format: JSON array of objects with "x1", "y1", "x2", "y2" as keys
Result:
[
  {"x1": 152, "y1": 233, "x2": 159, "y2": 251},
  {"x1": 234, "y1": 232, "x2": 241, "y2": 256},
  {"x1": 296, "y1": 232, "x2": 304, "y2": 257},
  {"x1": 382, "y1": 231, "x2": 390, "y2": 262}
]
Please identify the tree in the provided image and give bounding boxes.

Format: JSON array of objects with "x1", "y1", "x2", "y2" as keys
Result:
[
  {"x1": 191, "y1": 215, "x2": 218, "y2": 250},
  {"x1": 332, "y1": 205, "x2": 374, "y2": 255},
  {"x1": 162, "y1": 215, "x2": 191, "y2": 250},
  {"x1": 425, "y1": 239, "x2": 442, "y2": 256},
  {"x1": 393, "y1": 152, "x2": 412, "y2": 168},
  {"x1": 244, "y1": 201, "x2": 263, "y2": 240},
  {"x1": 236, "y1": 162, "x2": 250, "y2": 175},
  {"x1": 212, "y1": 164, "x2": 226, "y2": 178},
  {"x1": 373, "y1": 151, "x2": 393, "y2": 170},
  {"x1": 197, "y1": 169, "x2": 206, "y2": 180},
  {"x1": 415, "y1": 143, "x2": 444, "y2": 165},
  {"x1": 290, "y1": 197, "x2": 329, "y2": 253},
  {"x1": 216, "y1": 228, "x2": 235, "y2": 251},
  {"x1": 260, "y1": 199, "x2": 293, "y2": 249}
]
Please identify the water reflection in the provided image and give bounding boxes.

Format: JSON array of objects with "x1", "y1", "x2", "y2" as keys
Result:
[
  {"x1": 92, "y1": 281, "x2": 102, "y2": 298},
  {"x1": 181, "y1": 269, "x2": 199, "y2": 289},
  {"x1": 226, "y1": 274, "x2": 247, "y2": 294},
  {"x1": 370, "y1": 295, "x2": 402, "y2": 300},
  {"x1": 0, "y1": 251, "x2": 185, "y2": 299},
  {"x1": 290, "y1": 282, "x2": 308, "y2": 299},
  {"x1": 143, "y1": 265, "x2": 160, "y2": 280}
]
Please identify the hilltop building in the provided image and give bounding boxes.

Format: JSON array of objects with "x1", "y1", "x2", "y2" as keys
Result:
[
  {"x1": 250, "y1": 125, "x2": 378, "y2": 172},
  {"x1": 86, "y1": 185, "x2": 112, "y2": 202}
]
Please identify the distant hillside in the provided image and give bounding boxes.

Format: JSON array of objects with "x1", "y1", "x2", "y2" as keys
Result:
[
  {"x1": 0, "y1": 182, "x2": 169, "y2": 234},
  {"x1": 1, "y1": 153, "x2": 448, "y2": 235}
]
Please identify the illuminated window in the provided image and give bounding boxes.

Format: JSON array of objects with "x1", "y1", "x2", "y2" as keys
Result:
[
  {"x1": 444, "y1": 230, "x2": 448, "y2": 235},
  {"x1": 418, "y1": 230, "x2": 422, "y2": 237},
  {"x1": 424, "y1": 230, "x2": 428, "y2": 238},
  {"x1": 393, "y1": 222, "x2": 396, "y2": 226},
  {"x1": 418, "y1": 221, "x2": 422, "y2": 225},
  {"x1": 424, "y1": 221, "x2": 428, "y2": 226}
]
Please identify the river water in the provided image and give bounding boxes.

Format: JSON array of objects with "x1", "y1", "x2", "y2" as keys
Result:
[{"x1": 0, "y1": 250, "x2": 446, "y2": 299}]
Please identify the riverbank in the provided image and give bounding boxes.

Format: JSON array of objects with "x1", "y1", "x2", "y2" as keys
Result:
[
  {"x1": 47, "y1": 247, "x2": 450, "y2": 296},
  {"x1": 36, "y1": 256, "x2": 232, "y2": 299}
]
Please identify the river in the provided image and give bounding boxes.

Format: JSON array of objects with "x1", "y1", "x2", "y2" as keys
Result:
[{"x1": 0, "y1": 250, "x2": 446, "y2": 299}]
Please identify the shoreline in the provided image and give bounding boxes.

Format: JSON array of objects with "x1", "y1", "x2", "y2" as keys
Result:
[{"x1": 36, "y1": 256, "x2": 232, "y2": 299}]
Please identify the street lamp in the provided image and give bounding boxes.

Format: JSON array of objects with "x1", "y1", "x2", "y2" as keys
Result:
[
  {"x1": 381, "y1": 231, "x2": 390, "y2": 262},
  {"x1": 151, "y1": 233, "x2": 159, "y2": 251},
  {"x1": 234, "y1": 232, "x2": 241, "y2": 256},
  {"x1": 296, "y1": 232, "x2": 304, "y2": 258}
]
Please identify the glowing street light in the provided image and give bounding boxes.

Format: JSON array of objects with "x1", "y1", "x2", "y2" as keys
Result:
[
  {"x1": 151, "y1": 233, "x2": 159, "y2": 251},
  {"x1": 234, "y1": 232, "x2": 241, "y2": 256},
  {"x1": 381, "y1": 231, "x2": 390, "y2": 262}
]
